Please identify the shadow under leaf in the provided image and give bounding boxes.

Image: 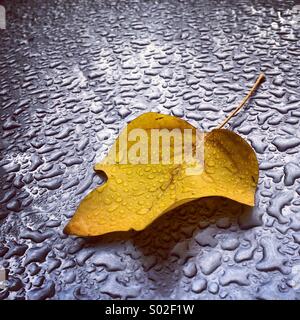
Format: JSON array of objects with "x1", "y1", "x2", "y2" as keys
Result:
[{"x1": 84, "y1": 196, "x2": 248, "y2": 257}]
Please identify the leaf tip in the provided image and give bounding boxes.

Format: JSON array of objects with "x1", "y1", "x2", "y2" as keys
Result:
[{"x1": 63, "y1": 223, "x2": 72, "y2": 235}]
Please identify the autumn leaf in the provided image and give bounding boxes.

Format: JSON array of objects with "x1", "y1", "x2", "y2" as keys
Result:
[
  {"x1": 64, "y1": 74, "x2": 264, "y2": 237},
  {"x1": 64, "y1": 112, "x2": 258, "y2": 237}
]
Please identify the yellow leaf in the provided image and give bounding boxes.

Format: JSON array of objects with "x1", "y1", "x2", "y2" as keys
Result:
[{"x1": 64, "y1": 112, "x2": 258, "y2": 236}]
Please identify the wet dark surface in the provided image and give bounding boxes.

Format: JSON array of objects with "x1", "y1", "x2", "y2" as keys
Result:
[{"x1": 0, "y1": 0, "x2": 300, "y2": 300}]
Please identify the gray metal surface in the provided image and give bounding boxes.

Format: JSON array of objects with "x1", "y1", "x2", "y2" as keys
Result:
[{"x1": 0, "y1": 0, "x2": 300, "y2": 300}]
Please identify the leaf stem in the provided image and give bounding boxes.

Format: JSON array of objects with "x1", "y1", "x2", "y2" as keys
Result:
[{"x1": 216, "y1": 73, "x2": 265, "y2": 129}]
